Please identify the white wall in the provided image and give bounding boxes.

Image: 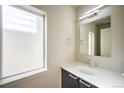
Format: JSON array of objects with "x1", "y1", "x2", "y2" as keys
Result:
[
  {"x1": 76, "y1": 5, "x2": 124, "y2": 72},
  {"x1": 0, "y1": 5, "x2": 76, "y2": 88}
]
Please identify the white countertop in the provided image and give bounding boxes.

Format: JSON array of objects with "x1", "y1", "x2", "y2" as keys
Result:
[{"x1": 61, "y1": 62, "x2": 124, "y2": 88}]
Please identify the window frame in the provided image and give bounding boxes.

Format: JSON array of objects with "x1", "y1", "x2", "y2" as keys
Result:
[{"x1": 0, "y1": 5, "x2": 47, "y2": 85}]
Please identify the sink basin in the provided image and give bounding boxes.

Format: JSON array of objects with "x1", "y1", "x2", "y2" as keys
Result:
[
  {"x1": 76, "y1": 66, "x2": 96, "y2": 75},
  {"x1": 78, "y1": 69, "x2": 95, "y2": 75}
]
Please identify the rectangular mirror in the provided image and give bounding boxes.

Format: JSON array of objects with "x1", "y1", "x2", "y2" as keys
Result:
[{"x1": 80, "y1": 16, "x2": 111, "y2": 57}]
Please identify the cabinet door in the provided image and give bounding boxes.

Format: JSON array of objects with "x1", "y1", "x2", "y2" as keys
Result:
[
  {"x1": 79, "y1": 79, "x2": 91, "y2": 88},
  {"x1": 79, "y1": 79, "x2": 97, "y2": 88},
  {"x1": 61, "y1": 69, "x2": 79, "y2": 88}
]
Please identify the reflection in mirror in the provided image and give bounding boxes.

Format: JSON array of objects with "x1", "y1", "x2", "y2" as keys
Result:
[{"x1": 80, "y1": 16, "x2": 111, "y2": 57}]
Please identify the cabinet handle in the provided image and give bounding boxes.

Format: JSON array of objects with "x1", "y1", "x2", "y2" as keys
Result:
[
  {"x1": 79, "y1": 79, "x2": 91, "y2": 88},
  {"x1": 69, "y1": 74, "x2": 78, "y2": 80}
]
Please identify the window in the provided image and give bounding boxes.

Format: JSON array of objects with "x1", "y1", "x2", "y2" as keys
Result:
[
  {"x1": 89, "y1": 32, "x2": 94, "y2": 55},
  {"x1": 0, "y1": 6, "x2": 47, "y2": 85}
]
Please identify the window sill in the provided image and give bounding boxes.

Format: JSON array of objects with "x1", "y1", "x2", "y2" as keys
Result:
[{"x1": 0, "y1": 67, "x2": 48, "y2": 85}]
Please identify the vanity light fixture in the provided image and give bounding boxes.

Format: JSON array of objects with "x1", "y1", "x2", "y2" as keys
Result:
[
  {"x1": 79, "y1": 9, "x2": 99, "y2": 20},
  {"x1": 84, "y1": 5, "x2": 104, "y2": 15},
  {"x1": 79, "y1": 5, "x2": 105, "y2": 21}
]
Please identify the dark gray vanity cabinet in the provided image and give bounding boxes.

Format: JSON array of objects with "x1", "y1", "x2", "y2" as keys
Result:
[
  {"x1": 61, "y1": 69, "x2": 79, "y2": 88},
  {"x1": 61, "y1": 69, "x2": 97, "y2": 88}
]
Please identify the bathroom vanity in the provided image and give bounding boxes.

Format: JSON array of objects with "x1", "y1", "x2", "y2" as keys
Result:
[
  {"x1": 62, "y1": 69, "x2": 97, "y2": 88},
  {"x1": 61, "y1": 62, "x2": 124, "y2": 88}
]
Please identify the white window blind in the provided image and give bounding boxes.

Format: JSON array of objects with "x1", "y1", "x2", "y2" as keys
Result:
[{"x1": 2, "y1": 6, "x2": 38, "y2": 33}]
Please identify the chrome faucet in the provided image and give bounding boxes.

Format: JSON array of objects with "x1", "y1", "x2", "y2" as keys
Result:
[{"x1": 88, "y1": 57, "x2": 96, "y2": 67}]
